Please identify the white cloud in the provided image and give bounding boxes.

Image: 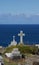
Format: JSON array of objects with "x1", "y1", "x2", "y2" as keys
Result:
[{"x1": 0, "y1": 13, "x2": 39, "y2": 24}]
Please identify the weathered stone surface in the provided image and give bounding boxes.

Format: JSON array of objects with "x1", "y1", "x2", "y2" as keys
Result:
[{"x1": 33, "y1": 62, "x2": 39, "y2": 65}]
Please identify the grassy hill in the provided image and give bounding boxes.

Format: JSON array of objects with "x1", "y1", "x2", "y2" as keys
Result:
[
  {"x1": 3, "y1": 45, "x2": 38, "y2": 54},
  {"x1": 2, "y1": 44, "x2": 38, "y2": 65}
]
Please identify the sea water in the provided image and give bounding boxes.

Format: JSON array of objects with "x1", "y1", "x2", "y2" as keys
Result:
[{"x1": 0, "y1": 24, "x2": 39, "y2": 47}]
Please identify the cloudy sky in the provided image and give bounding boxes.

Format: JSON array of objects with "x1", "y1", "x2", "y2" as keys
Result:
[{"x1": 0, "y1": 0, "x2": 39, "y2": 24}]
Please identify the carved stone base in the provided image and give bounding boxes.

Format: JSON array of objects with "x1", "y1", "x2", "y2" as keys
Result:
[{"x1": 18, "y1": 42, "x2": 24, "y2": 46}]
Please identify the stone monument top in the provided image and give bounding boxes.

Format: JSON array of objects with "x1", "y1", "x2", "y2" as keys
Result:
[{"x1": 18, "y1": 30, "x2": 25, "y2": 45}]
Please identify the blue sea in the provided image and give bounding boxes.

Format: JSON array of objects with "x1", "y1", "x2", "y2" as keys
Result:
[{"x1": 0, "y1": 24, "x2": 39, "y2": 47}]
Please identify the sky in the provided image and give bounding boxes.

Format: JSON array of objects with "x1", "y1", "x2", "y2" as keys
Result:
[{"x1": 0, "y1": 0, "x2": 39, "y2": 24}]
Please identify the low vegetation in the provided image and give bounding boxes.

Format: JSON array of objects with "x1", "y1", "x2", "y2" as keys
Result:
[
  {"x1": 4, "y1": 44, "x2": 38, "y2": 54},
  {"x1": 2, "y1": 44, "x2": 38, "y2": 65}
]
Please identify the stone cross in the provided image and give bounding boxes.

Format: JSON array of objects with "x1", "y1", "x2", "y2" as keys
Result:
[{"x1": 18, "y1": 31, "x2": 25, "y2": 44}]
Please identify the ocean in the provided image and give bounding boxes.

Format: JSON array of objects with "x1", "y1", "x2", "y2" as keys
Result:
[{"x1": 0, "y1": 24, "x2": 39, "y2": 47}]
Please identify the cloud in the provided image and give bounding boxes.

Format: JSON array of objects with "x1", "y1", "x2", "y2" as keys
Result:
[
  {"x1": 0, "y1": 13, "x2": 39, "y2": 24},
  {"x1": 25, "y1": 14, "x2": 31, "y2": 18}
]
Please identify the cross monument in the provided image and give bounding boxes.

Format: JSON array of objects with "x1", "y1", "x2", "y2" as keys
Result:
[{"x1": 18, "y1": 30, "x2": 25, "y2": 45}]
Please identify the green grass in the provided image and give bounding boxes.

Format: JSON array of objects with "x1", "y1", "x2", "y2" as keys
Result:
[
  {"x1": 2, "y1": 44, "x2": 38, "y2": 65},
  {"x1": 3, "y1": 45, "x2": 38, "y2": 54}
]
